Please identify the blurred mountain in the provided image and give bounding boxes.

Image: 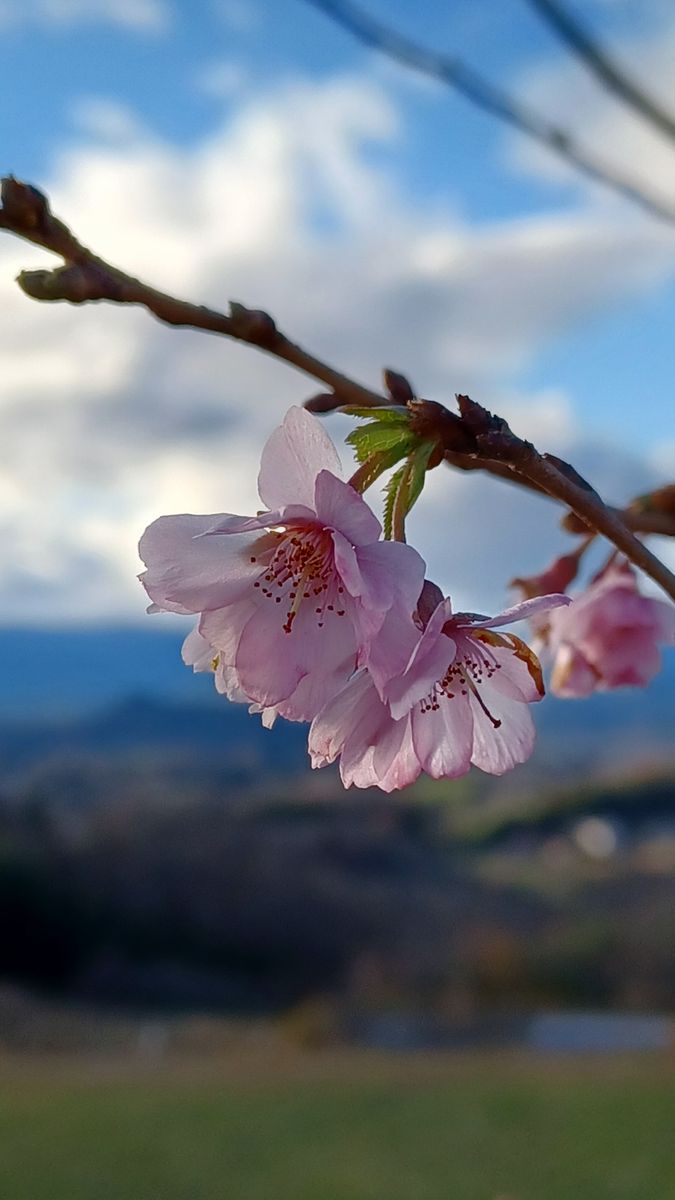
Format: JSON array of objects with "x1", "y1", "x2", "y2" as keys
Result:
[
  {"x1": 1, "y1": 628, "x2": 674, "y2": 1019},
  {"x1": 0, "y1": 694, "x2": 308, "y2": 793},
  {"x1": 0, "y1": 625, "x2": 673, "y2": 788},
  {"x1": 0, "y1": 625, "x2": 202, "y2": 717}
]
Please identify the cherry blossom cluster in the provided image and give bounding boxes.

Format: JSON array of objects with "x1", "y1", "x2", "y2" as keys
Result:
[
  {"x1": 139, "y1": 407, "x2": 576, "y2": 791},
  {"x1": 514, "y1": 551, "x2": 675, "y2": 698},
  {"x1": 1, "y1": 178, "x2": 673, "y2": 792}
]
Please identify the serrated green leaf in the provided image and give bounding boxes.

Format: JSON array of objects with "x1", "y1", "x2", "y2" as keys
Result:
[
  {"x1": 405, "y1": 438, "x2": 437, "y2": 512},
  {"x1": 383, "y1": 439, "x2": 437, "y2": 540},
  {"x1": 343, "y1": 406, "x2": 411, "y2": 424},
  {"x1": 346, "y1": 421, "x2": 417, "y2": 464},
  {"x1": 350, "y1": 443, "x2": 415, "y2": 495},
  {"x1": 383, "y1": 464, "x2": 407, "y2": 541}
]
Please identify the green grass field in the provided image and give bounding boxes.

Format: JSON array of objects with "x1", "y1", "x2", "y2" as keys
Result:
[{"x1": 2, "y1": 1049, "x2": 674, "y2": 1200}]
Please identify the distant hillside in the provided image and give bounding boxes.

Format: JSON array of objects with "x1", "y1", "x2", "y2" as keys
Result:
[
  {"x1": 0, "y1": 625, "x2": 673, "y2": 781},
  {"x1": 0, "y1": 694, "x2": 308, "y2": 791},
  {"x1": 0, "y1": 624, "x2": 204, "y2": 716}
]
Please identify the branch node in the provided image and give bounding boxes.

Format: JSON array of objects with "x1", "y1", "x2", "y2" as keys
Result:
[
  {"x1": 17, "y1": 264, "x2": 112, "y2": 303},
  {"x1": 1, "y1": 176, "x2": 50, "y2": 232},
  {"x1": 409, "y1": 398, "x2": 477, "y2": 453},
  {"x1": 304, "y1": 392, "x2": 341, "y2": 413},
  {"x1": 228, "y1": 301, "x2": 277, "y2": 346},
  {"x1": 383, "y1": 368, "x2": 415, "y2": 405}
]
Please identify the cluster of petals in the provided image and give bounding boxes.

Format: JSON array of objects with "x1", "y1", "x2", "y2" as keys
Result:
[
  {"x1": 309, "y1": 587, "x2": 570, "y2": 792},
  {"x1": 139, "y1": 407, "x2": 425, "y2": 724},
  {"x1": 139, "y1": 406, "x2": 575, "y2": 791},
  {"x1": 546, "y1": 560, "x2": 675, "y2": 697}
]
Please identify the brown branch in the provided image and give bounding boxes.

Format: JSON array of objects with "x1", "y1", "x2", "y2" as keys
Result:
[
  {"x1": 563, "y1": 506, "x2": 675, "y2": 539},
  {"x1": 3, "y1": 175, "x2": 675, "y2": 594},
  {"x1": 428, "y1": 395, "x2": 675, "y2": 603},
  {"x1": 526, "y1": 0, "x2": 675, "y2": 145},
  {"x1": 445, "y1": 453, "x2": 675, "y2": 539},
  {"x1": 0, "y1": 177, "x2": 385, "y2": 410},
  {"x1": 303, "y1": 0, "x2": 675, "y2": 224},
  {"x1": 443, "y1": 449, "x2": 548, "y2": 497},
  {"x1": 519, "y1": 455, "x2": 675, "y2": 601}
]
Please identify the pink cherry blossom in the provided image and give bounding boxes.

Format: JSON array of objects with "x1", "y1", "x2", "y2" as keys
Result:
[
  {"x1": 547, "y1": 560, "x2": 675, "y2": 697},
  {"x1": 139, "y1": 407, "x2": 425, "y2": 722},
  {"x1": 309, "y1": 592, "x2": 570, "y2": 791},
  {"x1": 182, "y1": 625, "x2": 279, "y2": 727}
]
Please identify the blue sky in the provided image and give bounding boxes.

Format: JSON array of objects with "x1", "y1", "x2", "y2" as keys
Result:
[{"x1": 1, "y1": 0, "x2": 675, "y2": 623}]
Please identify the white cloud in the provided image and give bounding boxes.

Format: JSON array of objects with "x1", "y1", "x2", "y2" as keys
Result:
[
  {"x1": 0, "y1": 0, "x2": 170, "y2": 33},
  {"x1": 194, "y1": 60, "x2": 249, "y2": 99},
  {"x1": 508, "y1": 14, "x2": 675, "y2": 212},
  {"x1": 1, "y1": 73, "x2": 674, "y2": 622},
  {"x1": 69, "y1": 97, "x2": 147, "y2": 142}
]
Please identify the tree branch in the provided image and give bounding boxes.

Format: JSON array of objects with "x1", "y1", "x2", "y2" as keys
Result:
[
  {"x1": 0, "y1": 177, "x2": 385, "y2": 410},
  {"x1": 303, "y1": 0, "x2": 675, "y2": 224},
  {"x1": 425, "y1": 395, "x2": 675, "y2": 603},
  {"x1": 445, "y1": 451, "x2": 675, "y2": 539},
  {"x1": 526, "y1": 0, "x2": 675, "y2": 144},
  {"x1": 3, "y1": 175, "x2": 675, "y2": 596}
]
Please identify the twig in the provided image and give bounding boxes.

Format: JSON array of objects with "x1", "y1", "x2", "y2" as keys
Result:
[
  {"x1": 444, "y1": 453, "x2": 675, "y2": 539},
  {"x1": 447, "y1": 395, "x2": 675, "y2": 602},
  {"x1": 0, "y1": 177, "x2": 385, "y2": 410},
  {"x1": 302, "y1": 0, "x2": 675, "y2": 223},
  {"x1": 526, "y1": 0, "x2": 675, "y2": 144},
  {"x1": 563, "y1": 506, "x2": 675, "y2": 539},
  {"x1": 2, "y1": 175, "x2": 675, "y2": 595}
]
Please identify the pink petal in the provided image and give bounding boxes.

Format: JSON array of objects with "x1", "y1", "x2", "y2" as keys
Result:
[
  {"x1": 469, "y1": 686, "x2": 535, "y2": 774},
  {"x1": 460, "y1": 629, "x2": 544, "y2": 704},
  {"x1": 338, "y1": 697, "x2": 395, "y2": 788},
  {"x1": 650, "y1": 597, "x2": 675, "y2": 643},
  {"x1": 464, "y1": 594, "x2": 571, "y2": 630},
  {"x1": 411, "y1": 694, "x2": 473, "y2": 780},
  {"x1": 181, "y1": 626, "x2": 215, "y2": 672},
  {"x1": 354, "y1": 540, "x2": 426, "y2": 616},
  {"x1": 235, "y1": 588, "x2": 356, "y2": 715},
  {"x1": 550, "y1": 645, "x2": 599, "y2": 697},
  {"x1": 309, "y1": 669, "x2": 419, "y2": 791},
  {"x1": 595, "y1": 628, "x2": 663, "y2": 689},
  {"x1": 199, "y1": 598, "x2": 258, "y2": 666},
  {"x1": 182, "y1": 626, "x2": 251, "y2": 703},
  {"x1": 313, "y1": 470, "x2": 381, "y2": 545},
  {"x1": 258, "y1": 406, "x2": 342, "y2": 511},
  {"x1": 387, "y1": 635, "x2": 455, "y2": 720},
  {"x1": 333, "y1": 539, "x2": 426, "y2": 653},
  {"x1": 214, "y1": 664, "x2": 250, "y2": 703},
  {"x1": 235, "y1": 609, "x2": 304, "y2": 706},
  {"x1": 273, "y1": 650, "x2": 357, "y2": 723},
  {"x1": 309, "y1": 669, "x2": 380, "y2": 767},
  {"x1": 363, "y1": 600, "x2": 423, "y2": 700},
  {"x1": 372, "y1": 714, "x2": 421, "y2": 793},
  {"x1": 139, "y1": 514, "x2": 259, "y2": 614},
  {"x1": 330, "y1": 530, "x2": 363, "y2": 598},
  {"x1": 204, "y1": 505, "x2": 317, "y2": 536}
]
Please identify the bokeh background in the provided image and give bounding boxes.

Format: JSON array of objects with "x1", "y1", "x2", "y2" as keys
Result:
[{"x1": 1, "y1": 2, "x2": 675, "y2": 1198}]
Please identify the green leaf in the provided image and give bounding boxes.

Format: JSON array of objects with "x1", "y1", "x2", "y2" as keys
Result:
[
  {"x1": 383, "y1": 464, "x2": 407, "y2": 540},
  {"x1": 405, "y1": 438, "x2": 437, "y2": 512},
  {"x1": 350, "y1": 444, "x2": 415, "y2": 495},
  {"x1": 383, "y1": 439, "x2": 437, "y2": 540},
  {"x1": 346, "y1": 421, "x2": 417, "y2": 464},
  {"x1": 343, "y1": 406, "x2": 411, "y2": 424}
]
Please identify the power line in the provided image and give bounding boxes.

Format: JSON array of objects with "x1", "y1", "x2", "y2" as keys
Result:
[
  {"x1": 303, "y1": 0, "x2": 675, "y2": 223},
  {"x1": 526, "y1": 0, "x2": 675, "y2": 144}
]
